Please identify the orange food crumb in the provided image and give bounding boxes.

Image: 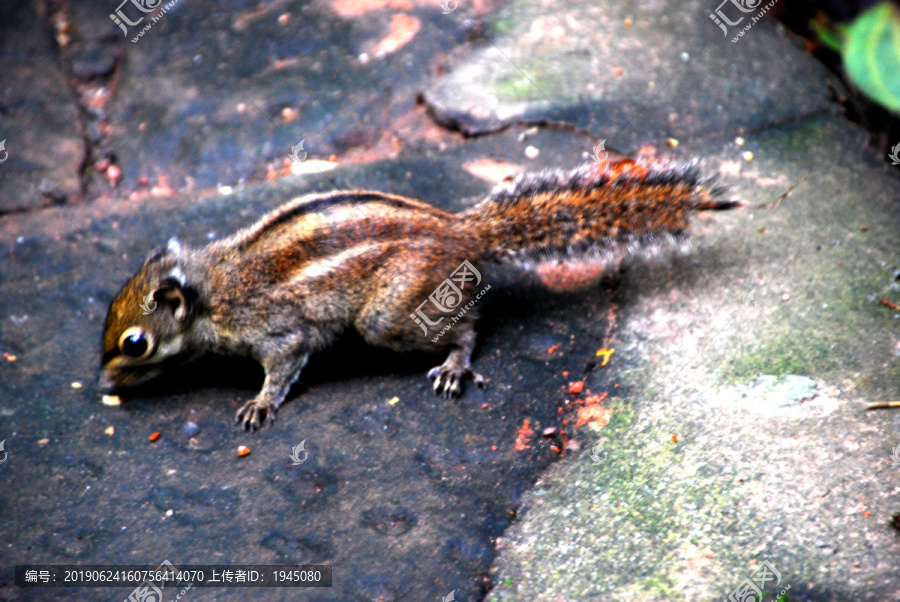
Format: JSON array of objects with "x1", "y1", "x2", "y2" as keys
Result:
[
  {"x1": 514, "y1": 419, "x2": 535, "y2": 450},
  {"x1": 863, "y1": 511, "x2": 871, "y2": 517},
  {"x1": 595, "y1": 348, "x2": 615, "y2": 366},
  {"x1": 879, "y1": 297, "x2": 899, "y2": 310},
  {"x1": 671, "y1": 435, "x2": 678, "y2": 443},
  {"x1": 373, "y1": 13, "x2": 421, "y2": 57},
  {"x1": 575, "y1": 404, "x2": 611, "y2": 428},
  {"x1": 562, "y1": 371, "x2": 569, "y2": 377},
  {"x1": 3, "y1": 353, "x2": 16, "y2": 362},
  {"x1": 548, "y1": 344, "x2": 561, "y2": 354},
  {"x1": 104, "y1": 426, "x2": 115, "y2": 436},
  {"x1": 149, "y1": 432, "x2": 160, "y2": 442},
  {"x1": 491, "y1": 445, "x2": 498, "y2": 451},
  {"x1": 558, "y1": 407, "x2": 563, "y2": 413},
  {"x1": 582, "y1": 392, "x2": 608, "y2": 406},
  {"x1": 551, "y1": 445, "x2": 560, "y2": 453},
  {"x1": 568, "y1": 381, "x2": 584, "y2": 395},
  {"x1": 237, "y1": 445, "x2": 251, "y2": 457}
]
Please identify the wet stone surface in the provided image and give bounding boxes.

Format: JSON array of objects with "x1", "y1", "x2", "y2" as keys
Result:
[
  {"x1": 0, "y1": 131, "x2": 616, "y2": 600},
  {"x1": 2, "y1": 0, "x2": 900, "y2": 600}
]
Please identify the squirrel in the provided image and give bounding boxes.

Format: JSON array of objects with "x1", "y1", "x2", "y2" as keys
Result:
[{"x1": 100, "y1": 158, "x2": 740, "y2": 430}]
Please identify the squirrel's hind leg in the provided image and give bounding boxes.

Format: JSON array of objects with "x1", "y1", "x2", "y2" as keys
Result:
[{"x1": 428, "y1": 322, "x2": 485, "y2": 399}]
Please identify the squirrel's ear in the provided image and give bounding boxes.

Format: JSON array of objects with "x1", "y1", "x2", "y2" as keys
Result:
[
  {"x1": 146, "y1": 238, "x2": 186, "y2": 264},
  {"x1": 152, "y1": 269, "x2": 193, "y2": 323}
]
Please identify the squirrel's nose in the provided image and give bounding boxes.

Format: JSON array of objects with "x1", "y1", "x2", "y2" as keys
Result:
[{"x1": 98, "y1": 371, "x2": 116, "y2": 391}]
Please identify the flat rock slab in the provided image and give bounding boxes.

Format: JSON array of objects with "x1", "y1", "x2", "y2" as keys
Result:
[
  {"x1": 0, "y1": 3, "x2": 83, "y2": 213},
  {"x1": 0, "y1": 130, "x2": 617, "y2": 601},
  {"x1": 423, "y1": 0, "x2": 839, "y2": 152},
  {"x1": 488, "y1": 117, "x2": 900, "y2": 601},
  {"x1": 89, "y1": 0, "x2": 480, "y2": 199}
]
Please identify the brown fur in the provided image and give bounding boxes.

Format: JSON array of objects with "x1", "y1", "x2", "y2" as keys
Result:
[{"x1": 101, "y1": 160, "x2": 736, "y2": 430}]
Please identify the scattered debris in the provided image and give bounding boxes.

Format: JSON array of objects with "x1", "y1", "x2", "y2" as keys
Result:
[
  {"x1": 595, "y1": 348, "x2": 615, "y2": 366},
  {"x1": 515, "y1": 419, "x2": 535, "y2": 450}
]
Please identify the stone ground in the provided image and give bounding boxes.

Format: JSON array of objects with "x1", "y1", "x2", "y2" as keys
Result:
[{"x1": 1, "y1": 0, "x2": 899, "y2": 601}]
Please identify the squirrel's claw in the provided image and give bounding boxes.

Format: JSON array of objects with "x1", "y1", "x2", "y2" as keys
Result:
[
  {"x1": 235, "y1": 400, "x2": 276, "y2": 431},
  {"x1": 428, "y1": 365, "x2": 484, "y2": 399}
]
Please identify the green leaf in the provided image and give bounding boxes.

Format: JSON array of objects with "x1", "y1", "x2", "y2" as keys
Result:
[
  {"x1": 843, "y1": 2, "x2": 900, "y2": 112},
  {"x1": 810, "y1": 18, "x2": 844, "y2": 52}
]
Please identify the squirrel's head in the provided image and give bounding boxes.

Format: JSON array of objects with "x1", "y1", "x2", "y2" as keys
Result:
[{"x1": 100, "y1": 238, "x2": 199, "y2": 390}]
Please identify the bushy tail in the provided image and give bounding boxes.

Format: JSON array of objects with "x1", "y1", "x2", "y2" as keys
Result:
[{"x1": 461, "y1": 159, "x2": 737, "y2": 288}]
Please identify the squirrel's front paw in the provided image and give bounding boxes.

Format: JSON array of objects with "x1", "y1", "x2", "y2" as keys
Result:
[
  {"x1": 427, "y1": 364, "x2": 485, "y2": 399},
  {"x1": 235, "y1": 399, "x2": 276, "y2": 431}
]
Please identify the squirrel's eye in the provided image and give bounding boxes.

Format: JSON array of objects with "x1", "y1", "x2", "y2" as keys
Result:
[{"x1": 118, "y1": 327, "x2": 153, "y2": 359}]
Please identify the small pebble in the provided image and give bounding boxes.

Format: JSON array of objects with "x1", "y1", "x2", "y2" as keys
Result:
[
  {"x1": 542, "y1": 427, "x2": 557, "y2": 437},
  {"x1": 106, "y1": 164, "x2": 121, "y2": 183},
  {"x1": 237, "y1": 445, "x2": 251, "y2": 457},
  {"x1": 166, "y1": 509, "x2": 174, "y2": 517},
  {"x1": 37, "y1": 438, "x2": 49, "y2": 446},
  {"x1": 680, "y1": 52, "x2": 689, "y2": 62},
  {"x1": 71, "y1": 382, "x2": 83, "y2": 389},
  {"x1": 277, "y1": 12, "x2": 290, "y2": 25},
  {"x1": 735, "y1": 136, "x2": 745, "y2": 146},
  {"x1": 742, "y1": 151, "x2": 754, "y2": 162},
  {"x1": 388, "y1": 396, "x2": 400, "y2": 405},
  {"x1": 101, "y1": 394, "x2": 122, "y2": 406},
  {"x1": 623, "y1": 16, "x2": 632, "y2": 27},
  {"x1": 782, "y1": 293, "x2": 790, "y2": 302},
  {"x1": 181, "y1": 421, "x2": 199, "y2": 437},
  {"x1": 281, "y1": 107, "x2": 296, "y2": 121},
  {"x1": 667, "y1": 138, "x2": 679, "y2": 148},
  {"x1": 104, "y1": 426, "x2": 115, "y2": 436},
  {"x1": 524, "y1": 146, "x2": 539, "y2": 159}
]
